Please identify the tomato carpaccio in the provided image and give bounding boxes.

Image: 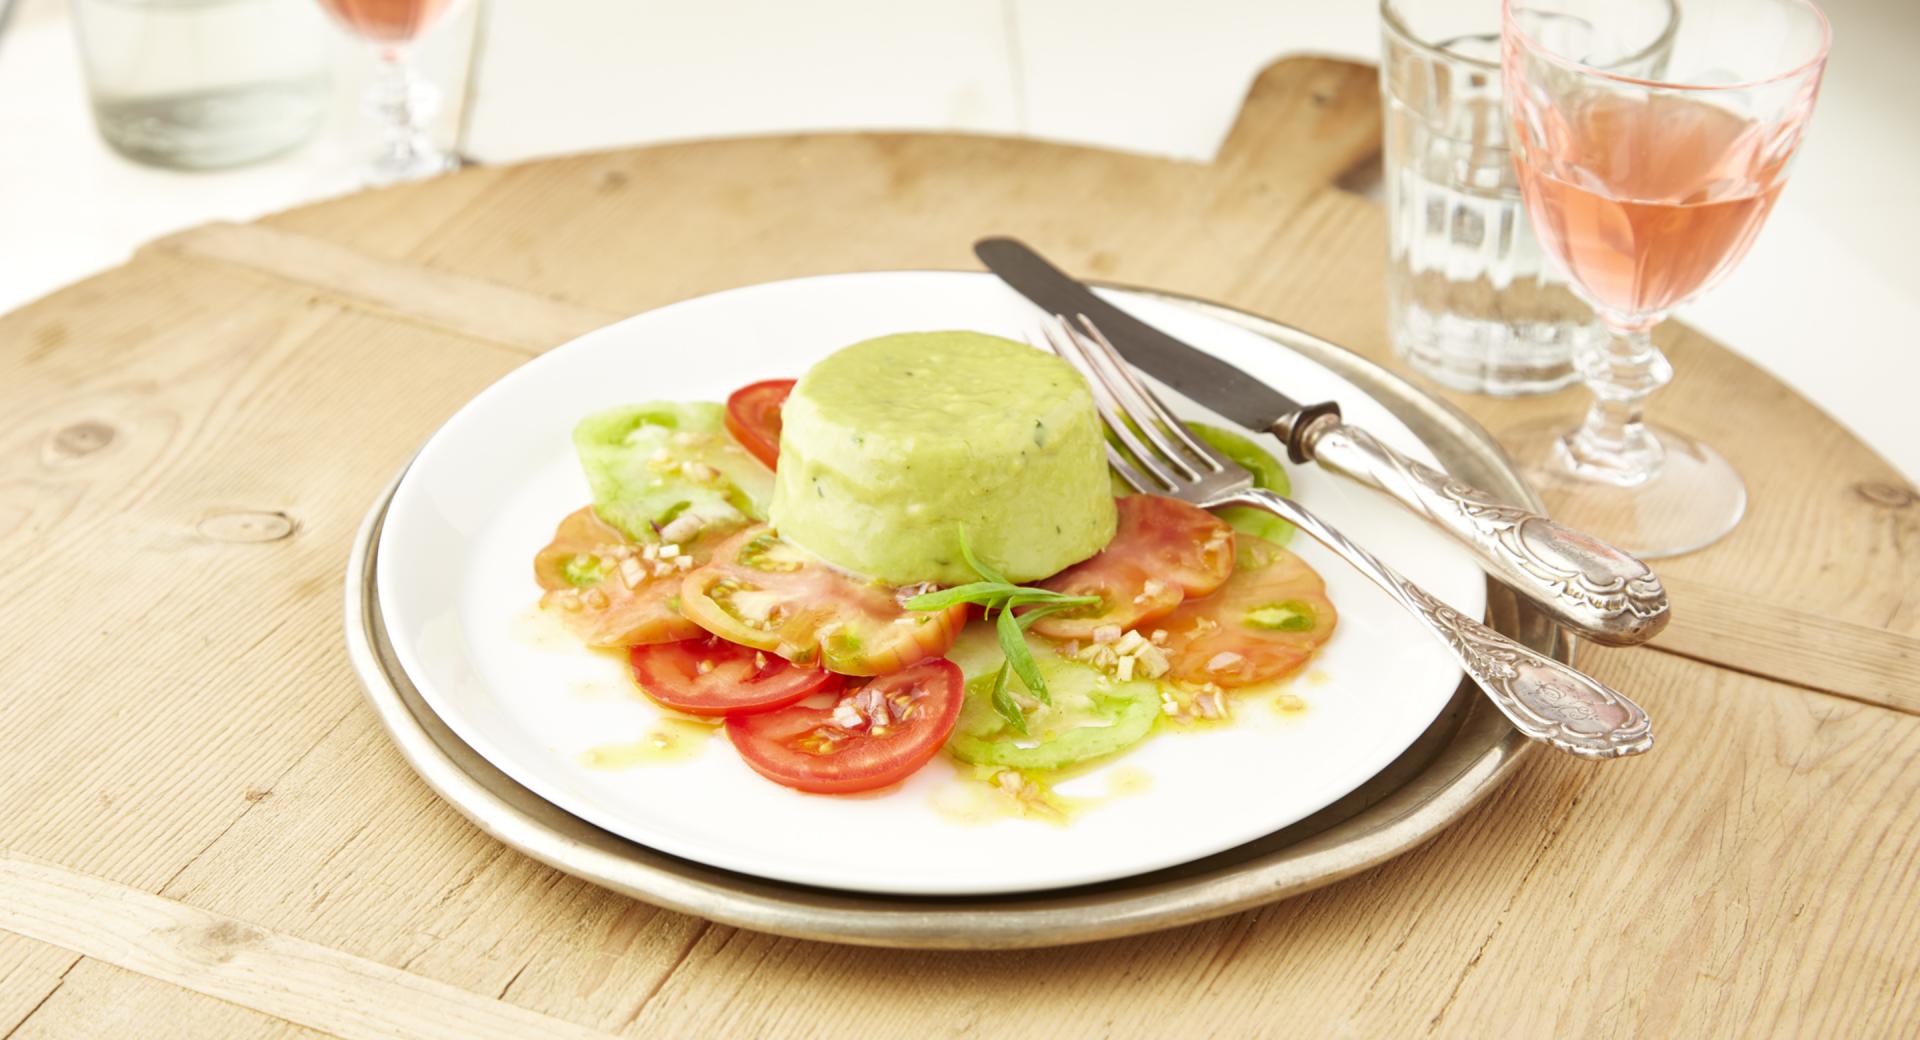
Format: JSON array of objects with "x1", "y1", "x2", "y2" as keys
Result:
[
  {"x1": 679, "y1": 525, "x2": 967, "y2": 675},
  {"x1": 629, "y1": 635, "x2": 842, "y2": 716},
  {"x1": 534, "y1": 506, "x2": 713, "y2": 647},
  {"x1": 726, "y1": 658, "x2": 965, "y2": 793},
  {"x1": 724, "y1": 379, "x2": 794, "y2": 469},
  {"x1": 1026, "y1": 495, "x2": 1234, "y2": 640},
  {"x1": 1158, "y1": 535, "x2": 1337, "y2": 687}
]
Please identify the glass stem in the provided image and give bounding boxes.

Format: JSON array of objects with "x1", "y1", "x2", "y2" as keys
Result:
[
  {"x1": 365, "y1": 46, "x2": 441, "y2": 182},
  {"x1": 1561, "y1": 319, "x2": 1673, "y2": 486}
]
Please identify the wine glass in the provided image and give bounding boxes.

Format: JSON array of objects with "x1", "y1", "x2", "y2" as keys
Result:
[
  {"x1": 316, "y1": 0, "x2": 465, "y2": 185},
  {"x1": 1500, "y1": 0, "x2": 1830, "y2": 557}
]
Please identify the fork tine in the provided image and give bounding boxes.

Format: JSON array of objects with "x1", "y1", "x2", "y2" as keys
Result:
[
  {"x1": 1102, "y1": 444, "x2": 1155, "y2": 495},
  {"x1": 1072, "y1": 315, "x2": 1231, "y2": 473},
  {"x1": 1035, "y1": 317, "x2": 1182, "y2": 491}
]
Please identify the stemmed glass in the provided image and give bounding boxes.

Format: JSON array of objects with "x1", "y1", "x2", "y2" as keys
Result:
[
  {"x1": 1500, "y1": 0, "x2": 1830, "y2": 557},
  {"x1": 315, "y1": 0, "x2": 465, "y2": 185}
]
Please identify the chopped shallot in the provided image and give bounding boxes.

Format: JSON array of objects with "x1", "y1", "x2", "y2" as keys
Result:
[
  {"x1": 658, "y1": 512, "x2": 706, "y2": 544},
  {"x1": 1205, "y1": 651, "x2": 1245, "y2": 672}
]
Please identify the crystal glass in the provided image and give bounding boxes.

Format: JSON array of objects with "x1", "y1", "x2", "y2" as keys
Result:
[
  {"x1": 1501, "y1": 0, "x2": 1829, "y2": 556},
  {"x1": 1380, "y1": 0, "x2": 1674, "y2": 397},
  {"x1": 314, "y1": 0, "x2": 464, "y2": 184},
  {"x1": 73, "y1": 0, "x2": 331, "y2": 170}
]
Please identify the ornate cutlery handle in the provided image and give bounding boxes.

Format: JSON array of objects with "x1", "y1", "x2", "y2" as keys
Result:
[
  {"x1": 1220, "y1": 487, "x2": 1654, "y2": 760},
  {"x1": 1297, "y1": 420, "x2": 1669, "y2": 647}
]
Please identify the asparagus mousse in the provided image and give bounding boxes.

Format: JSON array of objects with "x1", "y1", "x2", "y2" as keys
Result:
[{"x1": 769, "y1": 331, "x2": 1116, "y2": 585}]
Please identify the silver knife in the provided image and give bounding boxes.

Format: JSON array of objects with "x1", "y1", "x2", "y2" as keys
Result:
[{"x1": 975, "y1": 237, "x2": 1669, "y2": 647}]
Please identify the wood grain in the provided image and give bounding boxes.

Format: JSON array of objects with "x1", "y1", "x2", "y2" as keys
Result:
[
  {"x1": 0, "y1": 55, "x2": 1915, "y2": 1037},
  {"x1": 10, "y1": 961, "x2": 332, "y2": 1040},
  {"x1": 144, "y1": 222, "x2": 619, "y2": 356},
  {"x1": 0, "y1": 934, "x2": 78, "y2": 1037},
  {"x1": 0, "y1": 851, "x2": 617, "y2": 1040},
  {"x1": 1658, "y1": 574, "x2": 1920, "y2": 715}
]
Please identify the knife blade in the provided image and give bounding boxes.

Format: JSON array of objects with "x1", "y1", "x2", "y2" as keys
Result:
[
  {"x1": 973, "y1": 235, "x2": 1670, "y2": 647},
  {"x1": 974, "y1": 236, "x2": 1340, "y2": 462}
]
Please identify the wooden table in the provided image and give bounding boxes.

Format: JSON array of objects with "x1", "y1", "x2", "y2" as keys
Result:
[{"x1": 3, "y1": 58, "x2": 1916, "y2": 1038}]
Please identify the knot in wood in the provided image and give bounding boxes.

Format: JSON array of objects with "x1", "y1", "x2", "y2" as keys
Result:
[
  {"x1": 196, "y1": 920, "x2": 265, "y2": 963},
  {"x1": 1854, "y1": 482, "x2": 1915, "y2": 509},
  {"x1": 197, "y1": 510, "x2": 297, "y2": 543},
  {"x1": 48, "y1": 420, "x2": 115, "y2": 460}
]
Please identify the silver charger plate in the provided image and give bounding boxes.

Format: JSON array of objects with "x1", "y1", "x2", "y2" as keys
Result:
[{"x1": 344, "y1": 290, "x2": 1551, "y2": 950}]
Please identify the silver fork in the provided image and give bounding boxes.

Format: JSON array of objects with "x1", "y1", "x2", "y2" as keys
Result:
[{"x1": 1038, "y1": 315, "x2": 1653, "y2": 760}]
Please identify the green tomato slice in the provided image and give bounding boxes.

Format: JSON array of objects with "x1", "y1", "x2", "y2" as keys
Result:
[
  {"x1": 573, "y1": 402, "x2": 774, "y2": 541},
  {"x1": 945, "y1": 630, "x2": 1160, "y2": 771}
]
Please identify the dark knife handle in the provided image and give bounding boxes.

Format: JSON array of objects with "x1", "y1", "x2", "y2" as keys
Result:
[{"x1": 1297, "y1": 418, "x2": 1669, "y2": 647}]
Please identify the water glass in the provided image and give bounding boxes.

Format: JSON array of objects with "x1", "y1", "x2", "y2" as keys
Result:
[
  {"x1": 73, "y1": 0, "x2": 332, "y2": 170},
  {"x1": 1379, "y1": 0, "x2": 1671, "y2": 396}
]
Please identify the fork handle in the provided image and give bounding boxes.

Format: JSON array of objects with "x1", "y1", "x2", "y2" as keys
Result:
[
  {"x1": 1219, "y1": 487, "x2": 1654, "y2": 759},
  {"x1": 1295, "y1": 419, "x2": 1669, "y2": 648}
]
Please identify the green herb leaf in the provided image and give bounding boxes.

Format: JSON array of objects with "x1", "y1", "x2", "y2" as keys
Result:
[
  {"x1": 988, "y1": 662, "x2": 1027, "y2": 736},
  {"x1": 906, "y1": 525, "x2": 1106, "y2": 735},
  {"x1": 904, "y1": 583, "x2": 1098, "y2": 613},
  {"x1": 904, "y1": 581, "x2": 1022, "y2": 611},
  {"x1": 1014, "y1": 601, "x2": 1079, "y2": 631},
  {"x1": 956, "y1": 526, "x2": 1009, "y2": 585},
  {"x1": 997, "y1": 606, "x2": 1050, "y2": 706}
]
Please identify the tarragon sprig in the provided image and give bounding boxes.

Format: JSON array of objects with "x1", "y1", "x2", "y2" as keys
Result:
[{"x1": 904, "y1": 528, "x2": 1095, "y2": 736}]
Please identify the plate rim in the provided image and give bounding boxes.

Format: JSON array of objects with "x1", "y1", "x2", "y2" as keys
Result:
[{"x1": 345, "y1": 281, "x2": 1551, "y2": 948}]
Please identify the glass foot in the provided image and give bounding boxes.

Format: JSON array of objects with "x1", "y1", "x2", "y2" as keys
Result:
[
  {"x1": 362, "y1": 144, "x2": 455, "y2": 187},
  {"x1": 1502, "y1": 416, "x2": 1747, "y2": 559}
]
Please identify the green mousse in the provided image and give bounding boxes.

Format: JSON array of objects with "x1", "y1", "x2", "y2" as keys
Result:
[{"x1": 769, "y1": 331, "x2": 1116, "y2": 585}]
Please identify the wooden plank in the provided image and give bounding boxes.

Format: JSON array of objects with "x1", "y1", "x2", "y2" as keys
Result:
[
  {"x1": 1657, "y1": 574, "x2": 1920, "y2": 715},
  {"x1": 9, "y1": 960, "x2": 331, "y2": 1040},
  {"x1": 1432, "y1": 645, "x2": 1920, "y2": 1037},
  {"x1": 0, "y1": 257, "x2": 528, "y2": 893},
  {"x1": 0, "y1": 851, "x2": 617, "y2": 1040},
  {"x1": 143, "y1": 222, "x2": 619, "y2": 356},
  {"x1": 0, "y1": 934, "x2": 79, "y2": 1037},
  {"x1": 157, "y1": 709, "x2": 710, "y2": 1035}
]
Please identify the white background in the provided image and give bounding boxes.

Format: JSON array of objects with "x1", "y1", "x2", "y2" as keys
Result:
[{"x1": 2, "y1": 0, "x2": 1914, "y2": 478}]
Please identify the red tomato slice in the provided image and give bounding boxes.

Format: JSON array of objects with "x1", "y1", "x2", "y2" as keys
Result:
[
  {"x1": 726, "y1": 658, "x2": 964, "y2": 793},
  {"x1": 1028, "y1": 495, "x2": 1235, "y2": 640},
  {"x1": 1160, "y1": 536, "x2": 1337, "y2": 687},
  {"x1": 724, "y1": 379, "x2": 794, "y2": 469},
  {"x1": 678, "y1": 525, "x2": 966, "y2": 676},
  {"x1": 629, "y1": 636, "x2": 842, "y2": 716},
  {"x1": 534, "y1": 506, "x2": 712, "y2": 647}
]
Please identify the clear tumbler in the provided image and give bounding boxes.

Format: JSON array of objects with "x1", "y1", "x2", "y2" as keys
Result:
[
  {"x1": 1379, "y1": 0, "x2": 1674, "y2": 395},
  {"x1": 73, "y1": 0, "x2": 331, "y2": 170}
]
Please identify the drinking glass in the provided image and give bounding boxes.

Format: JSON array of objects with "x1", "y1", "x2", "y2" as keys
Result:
[
  {"x1": 73, "y1": 0, "x2": 330, "y2": 169},
  {"x1": 1501, "y1": 0, "x2": 1829, "y2": 557},
  {"x1": 314, "y1": 0, "x2": 464, "y2": 184},
  {"x1": 1381, "y1": 0, "x2": 1675, "y2": 396}
]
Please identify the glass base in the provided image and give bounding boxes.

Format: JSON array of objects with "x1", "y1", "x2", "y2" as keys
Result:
[
  {"x1": 362, "y1": 145, "x2": 456, "y2": 187},
  {"x1": 1502, "y1": 416, "x2": 1747, "y2": 559},
  {"x1": 91, "y1": 81, "x2": 327, "y2": 171},
  {"x1": 1391, "y1": 298, "x2": 1593, "y2": 398}
]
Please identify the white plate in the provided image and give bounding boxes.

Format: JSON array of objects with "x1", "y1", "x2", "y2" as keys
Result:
[{"x1": 377, "y1": 272, "x2": 1482, "y2": 896}]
